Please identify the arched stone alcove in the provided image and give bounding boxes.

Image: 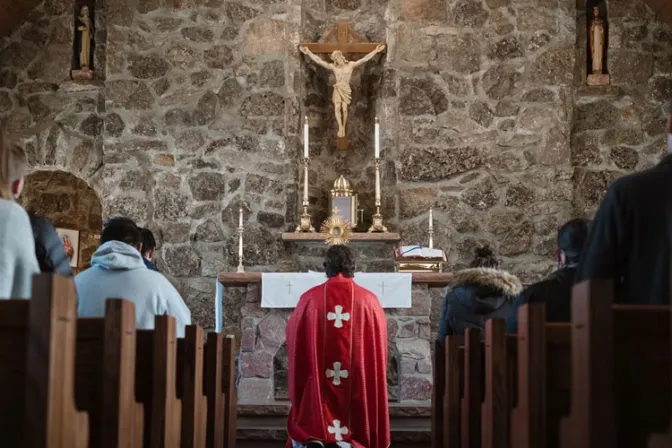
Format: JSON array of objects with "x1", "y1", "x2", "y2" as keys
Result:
[{"x1": 20, "y1": 169, "x2": 103, "y2": 273}]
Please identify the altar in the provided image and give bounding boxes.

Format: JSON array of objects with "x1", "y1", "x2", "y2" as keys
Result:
[{"x1": 217, "y1": 270, "x2": 452, "y2": 405}]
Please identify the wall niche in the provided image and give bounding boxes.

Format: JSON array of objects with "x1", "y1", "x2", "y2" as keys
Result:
[
  {"x1": 21, "y1": 170, "x2": 102, "y2": 274},
  {"x1": 586, "y1": 0, "x2": 611, "y2": 85}
]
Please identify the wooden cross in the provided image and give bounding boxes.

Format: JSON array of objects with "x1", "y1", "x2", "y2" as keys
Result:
[{"x1": 299, "y1": 23, "x2": 386, "y2": 151}]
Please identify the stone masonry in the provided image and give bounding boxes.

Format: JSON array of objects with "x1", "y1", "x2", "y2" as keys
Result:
[
  {"x1": 232, "y1": 282, "x2": 434, "y2": 404},
  {"x1": 0, "y1": 0, "x2": 670, "y2": 403}
]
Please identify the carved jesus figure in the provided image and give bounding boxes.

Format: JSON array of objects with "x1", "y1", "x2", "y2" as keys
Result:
[
  {"x1": 589, "y1": 6, "x2": 605, "y2": 74},
  {"x1": 300, "y1": 45, "x2": 385, "y2": 138},
  {"x1": 77, "y1": 5, "x2": 93, "y2": 70}
]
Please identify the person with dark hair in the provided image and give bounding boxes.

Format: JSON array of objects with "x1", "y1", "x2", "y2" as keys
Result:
[
  {"x1": 139, "y1": 227, "x2": 158, "y2": 271},
  {"x1": 28, "y1": 213, "x2": 73, "y2": 277},
  {"x1": 75, "y1": 217, "x2": 192, "y2": 337},
  {"x1": 506, "y1": 218, "x2": 591, "y2": 333},
  {"x1": 437, "y1": 245, "x2": 522, "y2": 342},
  {"x1": 285, "y1": 245, "x2": 390, "y2": 448},
  {"x1": 576, "y1": 104, "x2": 672, "y2": 305}
]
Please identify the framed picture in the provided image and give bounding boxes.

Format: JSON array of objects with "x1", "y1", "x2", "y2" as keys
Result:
[{"x1": 56, "y1": 228, "x2": 80, "y2": 268}]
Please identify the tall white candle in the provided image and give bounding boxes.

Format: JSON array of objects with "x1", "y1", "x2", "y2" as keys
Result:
[
  {"x1": 429, "y1": 207, "x2": 433, "y2": 230},
  {"x1": 374, "y1": 116, "x2": 380, "y2": 158},
  {"x1": 304, "y1": 116, "x2": 309, "y2": 158},
  {"x1": 239, "y1": 207, "x2": 243, "y2": 228}
]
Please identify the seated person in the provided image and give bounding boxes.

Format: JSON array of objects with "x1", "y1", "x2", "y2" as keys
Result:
[
  {"x1": 0, "y1": 133, "x2": 39, "y2": 299},
  {"x1": 75, "y1": 217, "x2": 191, "y2": 337},
  {"x1": 437, "y1": 245, "x2": 522, "y2": 342},
  {"x1": 29, "y1": 212, "x2": 73, "y2": 276},
  {"x1": 285, "y1": 245, "x2": 390, "y2": 448},
  {"x1": 139, "y1": 227, "x2": 159, "y2": 271},
  {"x1": 506, "y1": 218, "x2": 590, "y2": 333}
]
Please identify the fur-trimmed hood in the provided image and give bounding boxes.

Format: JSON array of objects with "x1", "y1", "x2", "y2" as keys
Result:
[{"x1": 451, "y1": 267, "x2": 523, "y2": 298}]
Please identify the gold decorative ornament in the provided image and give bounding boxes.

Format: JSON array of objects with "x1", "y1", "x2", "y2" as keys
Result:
[
  {"x1": 320, "y1": 214, "x2": 352, "y2": 246},
  {"x1": 329, "y1": 175, "x2": 359, "y2": 229}
]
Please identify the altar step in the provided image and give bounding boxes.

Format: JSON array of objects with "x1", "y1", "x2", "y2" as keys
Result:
[{"x1": 236, "y1": 402, "x2": 431, "y2": 448}]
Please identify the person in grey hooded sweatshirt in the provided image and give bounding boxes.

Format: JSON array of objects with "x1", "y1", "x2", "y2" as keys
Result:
[{"x1": 76, "y1": 217, "x2": 192, "y2": 337}]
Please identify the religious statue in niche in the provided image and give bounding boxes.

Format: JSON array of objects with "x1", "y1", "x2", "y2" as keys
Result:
[
  {"x1": 71, "y1": 2, "x2": 95, "y2": 81},
  {"x1": 587, "y1": 5, "x2": 610, "y2": 86},
  {"x1": 299, "y1": 23, "x2": 386, "y2": 150}
]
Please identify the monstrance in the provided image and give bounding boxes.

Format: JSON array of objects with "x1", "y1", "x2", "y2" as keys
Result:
[{"x1": 329, "y1": 175, "x2": 359, "y2": 229}]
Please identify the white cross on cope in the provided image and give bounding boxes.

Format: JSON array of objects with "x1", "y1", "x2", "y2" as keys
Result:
[
  {"x1": 327, "y1": 305, "x2": 350, "y2": 328},
  {"x1": 326, "y1": 362, "x2": 349, "y2": 386},
  {"x1": 328, "y1": 419, "x2": 349, "y2": 442}
]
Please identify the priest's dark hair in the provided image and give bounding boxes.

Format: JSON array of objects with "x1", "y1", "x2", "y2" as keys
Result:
[
  {"x1": 324, "y1": 244, "x2": 356, "y2": 278},
  {"x1": 101, "y1": 217, "x2": 142, "y2": 250}
]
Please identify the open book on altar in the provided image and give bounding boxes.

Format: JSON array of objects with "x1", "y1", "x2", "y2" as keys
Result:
[
  {"x1": 260, "y1": 272, "x2": 412, "y2": 308},
  {"x1": 395, "y1": 246, "x2": 446, "y2": 260}
]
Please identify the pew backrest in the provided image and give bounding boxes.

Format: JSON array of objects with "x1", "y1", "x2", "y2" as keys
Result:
[
  {"x1": 136, "y1": 315, "x2": 182, "y2": 448},
  {"x1": 223, "y1": 334, "x2": 237, "y2": 448},
  {"x1": 204, "y1": 333, "x2": 225, "y2": 448},
  {"x1": 177, "y1": 325, "x2": 207, "y2": 448},
  {"x1": 74, "y1": 299, "x2": 143, "y2": 448}
]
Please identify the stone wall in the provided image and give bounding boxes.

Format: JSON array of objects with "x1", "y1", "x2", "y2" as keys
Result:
[
  {"x1": 571, "y1": 0, "x2": 672, "y2": 217},
  {"x1": 234, "y1": 282, "x2": 434, "y2": 403},
  {"x1": 0, "y1": 0, "x2": 670, "y2": 337}
]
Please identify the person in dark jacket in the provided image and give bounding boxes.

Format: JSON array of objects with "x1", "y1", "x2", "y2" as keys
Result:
[
  {"x1": 139, "y1": 227, "x2": 159, "y2": 271},
  {"x1": 437, "y1": 246, "x2": 522, "y2": 342},
  {"x1": 506, "y1": 218, "x2": 591, "y2": 333},
  {"x1": 28, "y1": 212, "x2": 73, "y2": 277},
  {"x1": 575, "y1": 104, "x2": 672, "y2": 305}
]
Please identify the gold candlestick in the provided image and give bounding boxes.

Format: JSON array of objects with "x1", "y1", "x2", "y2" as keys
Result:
[
  {"x1": 295, "y1": 157, "x2": 315, "y2": 232},
  {"x1": 368, "y1": 157, "x2": 388, "y2": 233}
]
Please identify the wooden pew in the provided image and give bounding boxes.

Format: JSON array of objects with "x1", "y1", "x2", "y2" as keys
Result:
[
  {"x1": 431, "y1": 339, "x2": 445, "y2": 448},
  {"x1": 135, "y1": 315, "x2": 183, "y2": 448},
  {"x1": 506, "y1": 305, "x2": 571, "y2": 448},
  {"x1": 223, "y1": 334, "x2": 238, "y2": 448},
  {"x1": 0, "y1": 274, "x2": 89, "y2": 447},
  {"x1": 462, "y1": 328, "x2": 483, "y2": 447},
  {"x1": 204, "y1": 333, "x2": 226, "y2": 448},
  {"x1": 431, "y1": 336, "x2": 462, "y2": 448},
  {"x1": 561, "y1": 280, "x2": 672, "y2": 448},
  {"x1": 74, "y1": 299, "x2": 144, "y2": 448},
  {"x1": 177, "y1": 325, "x2": 208, "y2": 448},
  {"x1": 482, "y1": 319, "x2": 507, "y2": 448}
]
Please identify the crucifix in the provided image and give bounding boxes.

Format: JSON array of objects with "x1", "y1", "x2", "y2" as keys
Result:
[{"x1": 299, "y1": 23, "x2": 386, "y2": 151}]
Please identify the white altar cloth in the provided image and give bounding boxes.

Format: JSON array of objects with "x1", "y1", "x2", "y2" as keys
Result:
[{"x1": 260, "y1": 272, "x2": 412, "y2": 308}]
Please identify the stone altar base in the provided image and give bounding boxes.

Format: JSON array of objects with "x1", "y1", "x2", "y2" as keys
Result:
[{"x1": 219, "y1": 272, "x2": 452, "y2": 405}]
